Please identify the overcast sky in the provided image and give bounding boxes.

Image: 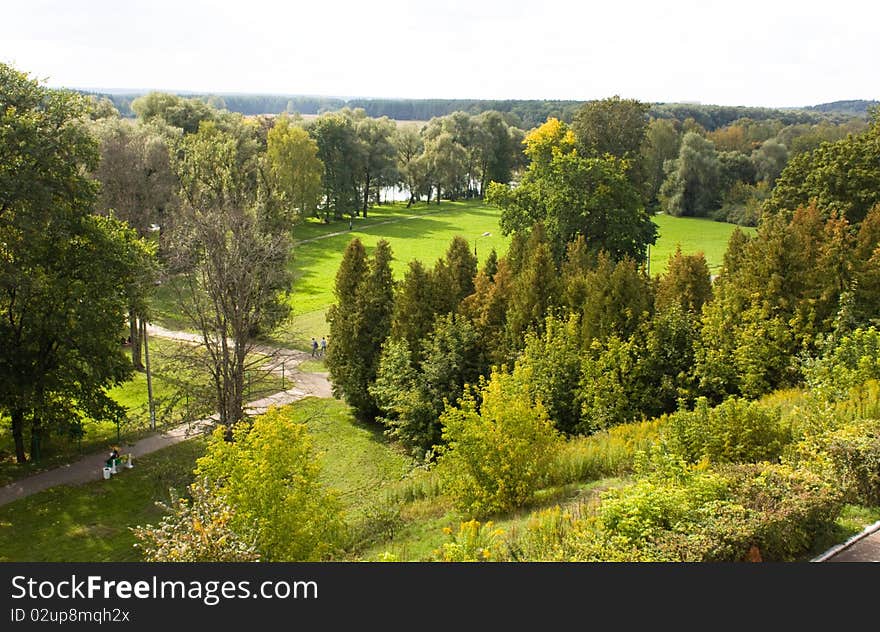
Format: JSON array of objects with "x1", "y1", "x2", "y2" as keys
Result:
[{"x1": 2, "y1": 0, "x2": 877, "y2": 108}]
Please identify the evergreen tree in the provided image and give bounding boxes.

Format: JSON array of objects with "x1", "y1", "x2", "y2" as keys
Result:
[
  {"x1": 655, "y1": 247, "x2": 713, "y2": 314},
  {"x1": 327, "y1": 238, "x2": 395, "y2": 421}
]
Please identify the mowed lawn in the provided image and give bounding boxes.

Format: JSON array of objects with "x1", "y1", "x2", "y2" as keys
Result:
[
  {"x1": 650, "y1": 213, "x2": 756, "y2": 275},
  {"x1": 272, "y1": 201, "x2": 752, "y2": 348}
]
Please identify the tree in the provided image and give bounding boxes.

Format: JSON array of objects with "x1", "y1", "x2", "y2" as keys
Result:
[
  {"x1": 91, "y1": 117, "x2": 177, "y2": 368},
  {"x1": 194, "y1": 407, "x2": 344, "y2": 561},
  {"x1": 505, "y1": 227, "x2": 559, "y2": 348},
  {"x1": 431, "y1": 235, "x2": 478, "y2": 315},
  {"x1": 308, "y1": 113, "x2": 361, "y2": 221},
  {"x1": 571, "y1": 96, "x2": 651, "y2": 193},
  {"x1": 326, "y1": 239, "x2": 395, "y2": 422},
  {"x1": 353, "y1": 115, "x2": 397, "y2": 215},
  {"x1": 764, "y1": 117, "x2": 880, "y2": 223},
  {"x1": 513, "y1": 314, "x2": 584, "y2": 434},
  {"x1": 390, "y1": 260, "x2": 437, "y2": 363},
  {"x1": 752, "y1": 138, "x2": 789, "y2": 186},
  {"x1": 655, "y1": 247, "x2": 713, "y2": 314},
  {"x1": 488, "y1": 118, "x2": 657, "y2": 262},
  {"x1": 1, "y1": 64, "x2": 150, "y2": 463},
  {"x1": 437, "y1": 368, "x2": 562, "y2": 517},
  {"x1": 641, "y1": 118, "x2": 681, "y2": 205},
  {"x1": 131, "y1": 91, "x2": 216, "y2": 134},
  {"x1": 394, "y1": 126, "x2": 428, "y2": 207},
  {"x1": 266, "y1": 116, "x2": 324, "y2": 221},
  {"x1": 423, "y1": 132, "x2": 468, "y2": 203},
  {"x1": 660, "y1": 132, "x2": 722, "y2": 217},
  {"x1": 571, "y1": 96, "x2": 650, "y2": 160},
  {"x1": 579, "y1": 253, "x2": 654, "y2": 346},
  {"x1": 169, "y1": 122, "x2": 292, "y2": 436}
]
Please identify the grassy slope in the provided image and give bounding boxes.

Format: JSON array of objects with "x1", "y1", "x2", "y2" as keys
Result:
[{"x1": 0, "y1": 439, "x2": 206, "y2": 562}]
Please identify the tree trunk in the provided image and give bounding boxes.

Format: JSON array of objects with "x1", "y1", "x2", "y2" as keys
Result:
[
  {"x1": 11, "y1": 408, "x2": 26, "y2": 463},
  {"x1": 362, "y1": 174, "x2": 371, "y2": 214},
  {"x1": 129, "y1": 310, "x2": 143, "y2": 371},
  {"x1": 30, "y1": 415, "x2": 42, "y2": 463},
  {"x1": 436, "y1": 184, "x2": 441, "y2": 205}
]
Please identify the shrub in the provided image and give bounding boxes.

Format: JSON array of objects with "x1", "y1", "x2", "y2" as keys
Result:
[
  {"x1": 436, "y1": 368, "x2": 563, "y2": 517},
  {"x1": 432, "y1": 520, "x2": 507, "y2": 562},
  {"x1": 664, "y1": 397, "x2": 791, "y2": 464},
  {"x1": 785, "y1": 418, "x2": 880, "y2": 506},
  {"x1": 132, "y1": 478, "x2": 260, "y2": 562},
  {"x1": 195, "y1": 406, "x2": 345, "y2": 561}
]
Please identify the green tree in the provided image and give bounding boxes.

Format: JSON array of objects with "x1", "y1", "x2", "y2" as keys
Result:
[
  {"x1": 131, "y1": 91, "x2": 216, "y2": 134},
  {"x1": 513, "y1": 314, "x2": 584, "y2": 434},
  {"x1": 655, "y1": 247, "x2": 713, "y2": 314},
  {"x1": 0, "y1": 64, "x2": 149, "y2": 463},
  {"x1": 266, "y1": 116, "x2": 324, "y2": 221},
  {"x1": 437, "y1": 368, "x2": 563, "y2": 517},
  {"x1": 308, "y1": 113, "x2": 361, "y2": 220},
  {"x1": 353, "y1": 115, "x2": 397, "y2": 215},
  {"x1": 488, "y1": 118, "x2": 656, "y2": 262},
  {"x1": 432, "y1": 235, "x2": 478, "y2": 315},
  {"x1": 660, "y1": 131, "x2": 722, "y2": 217},
  {"x1": 169, "y1": 122, "x2": 291, "y2": 435},
  {"x1": 765, "y1": 116, "x2": 880, "y2": 223},
  {"x1": 642, "y1": 118, "x2": 681, "y2": 206},
  {"x1": 571, "y1": 96, "x2": 650, "y2": 160},
  {"x1": 194, "y1": 407, "x2": 344, "y2": 561},
  {"x1": 390, "y1": 260, "x2": 437, "y2": 363},
  {"x1": 580, "y1": 252, "x2": 654, "y2": 346},
  {"x1": 326, "y1": 239, "x2": 395, "y2": 421},
  {"x1": 91, "y1": 117, "x2": 176, "y2": 368},
  {"x1": 752, "y1": 138, "x2": 789, "y2": 186}
]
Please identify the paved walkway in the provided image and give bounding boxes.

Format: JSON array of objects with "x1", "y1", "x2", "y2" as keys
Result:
[
  {"x1": 0, "y1": 328, "x2": 333, "y2": 507},
  {"x1": 813, "y1": 521, "x2": 880, "y2": 562}
]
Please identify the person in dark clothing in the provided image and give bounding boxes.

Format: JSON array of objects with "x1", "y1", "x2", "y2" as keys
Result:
[{"x1": 311, "y1": 338, "x2": 318, "y2": 357}]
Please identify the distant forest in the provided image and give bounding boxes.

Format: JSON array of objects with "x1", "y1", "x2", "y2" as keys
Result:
[{"x1": 78, "y1": 89, "x2": 878, "y2": 131}]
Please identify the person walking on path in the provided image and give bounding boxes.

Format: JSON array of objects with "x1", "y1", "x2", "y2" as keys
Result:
[
  {"x1": 320, "y1": 337, "x2": 327, "y2": 357},
  {"x1": 311, "y1": 338, "x2": 318, "y2": 357}
]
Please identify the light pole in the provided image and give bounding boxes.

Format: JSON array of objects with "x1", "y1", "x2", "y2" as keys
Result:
[
  {"x1": 143, "y1": 320, "x2": 156, "y2": 431},
  {"x1": 474, "y1": 231, "x2": 491, "y2": 258},
  {"x1": 144, "y1": 223, "x2": 160, "y2": 432}
]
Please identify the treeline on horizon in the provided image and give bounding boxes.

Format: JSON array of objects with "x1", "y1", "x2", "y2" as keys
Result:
[{"x1": 79, "y1": 89, "x2": 878, "y2": 131}]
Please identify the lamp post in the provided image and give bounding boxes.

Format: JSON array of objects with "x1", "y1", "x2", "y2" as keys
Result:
[
  {"x1": 143, "y1": 320, "x2": 156, "y2": 431},
  {"x1": 474, "y1": 231, "x2": 491, "y2": 258}
]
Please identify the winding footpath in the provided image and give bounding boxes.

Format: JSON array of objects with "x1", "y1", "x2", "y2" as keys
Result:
[{"x1": 0, "y1": 326, "x2": 332, "y2": 507}]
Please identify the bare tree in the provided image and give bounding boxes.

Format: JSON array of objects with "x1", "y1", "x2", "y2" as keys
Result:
[{"x1": 168, "y1": 121, "x2": 292, "y2": 436}]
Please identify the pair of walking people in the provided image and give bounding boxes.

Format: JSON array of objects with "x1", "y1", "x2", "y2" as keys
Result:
[{"x1": 311, "y1": 337, "x2": 327, "y2": 357}]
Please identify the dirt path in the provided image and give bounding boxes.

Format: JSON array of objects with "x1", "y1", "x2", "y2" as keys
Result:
[{"x1": 0, "y1": 327, "x2": 333, "y2": 507}]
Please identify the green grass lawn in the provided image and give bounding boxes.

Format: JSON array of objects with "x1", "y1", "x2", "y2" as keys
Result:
[
  {"x1": 0, "y1": 439, "x2": 206, "y2": 562},
  {"x1": 650, "y1": 213, "x2": 756, "y2": 276}
]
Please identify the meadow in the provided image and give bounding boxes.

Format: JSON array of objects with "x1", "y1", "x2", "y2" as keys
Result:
[{"x1": 257, "y1": 200, "x2": 754, "y2": 349}]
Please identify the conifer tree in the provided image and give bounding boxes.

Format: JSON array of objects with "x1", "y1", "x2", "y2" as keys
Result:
[{"x1": 327, "y1": 238, "x2": 395, "y2": 421}]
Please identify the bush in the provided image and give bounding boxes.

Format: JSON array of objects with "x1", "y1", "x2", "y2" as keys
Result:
[
  {"x1": 436, "y1": 368, "x2": 563, "y2": 517},
  {"x1": 786, "y1": 418, "x2": 880, "y2": 506},
  {"x1": 664, "y1": 397, "x2": 791, "y2": 464},
  {"x1": 431, "y1": 520, "x2": 507, "y2": 562},
  {"x1": 132, "y1": 478, "x2": 260, "y2": 562},
  {"x1": 195, "y1": 406, "x2": 345, "y2": 561}
]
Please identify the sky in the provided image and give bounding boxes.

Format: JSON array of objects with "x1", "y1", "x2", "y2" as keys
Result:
[{"x1": 2, "y1": 0, "x2": 878, "y2": 108}]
